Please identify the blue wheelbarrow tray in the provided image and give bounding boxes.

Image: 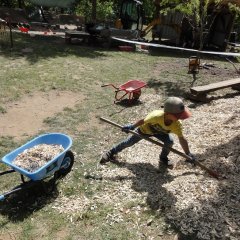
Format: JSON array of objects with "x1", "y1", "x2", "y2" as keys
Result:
[
  {"x1": 2, "y1": 133, "x2": 72, "y2": 181},
  {"x1": 0, "y1": 133, "x2": 74, "y2": 201}
]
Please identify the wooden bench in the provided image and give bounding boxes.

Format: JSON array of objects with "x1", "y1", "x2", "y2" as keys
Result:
[{"x1": 188, "y1": 78, "x2": 240, "y2": 102}]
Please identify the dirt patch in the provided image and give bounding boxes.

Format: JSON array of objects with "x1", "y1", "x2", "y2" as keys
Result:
[
  {"x1": 0, "y1": 91, "x2": 84, "y2": 140},
  {"x1": 77, "y1": 112, "x2": 102, "y2": 131}
]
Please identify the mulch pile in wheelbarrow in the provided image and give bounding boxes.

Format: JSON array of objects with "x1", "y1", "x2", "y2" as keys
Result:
[{"x1": 13, "y1": 144, "x2": 64, "y2": 172}]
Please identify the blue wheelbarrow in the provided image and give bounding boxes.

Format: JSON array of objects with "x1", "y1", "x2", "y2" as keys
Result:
[{"x1": 0, "y1": 133, "x2": 74, "y2": 201}]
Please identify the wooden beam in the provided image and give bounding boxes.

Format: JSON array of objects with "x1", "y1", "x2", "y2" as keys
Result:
[
  {"x1": 188, "y1": 78, "x2": 240, "y2": 102},
  {"x1": 190, "y1": 78, "x2": 240, "y2": 94}
]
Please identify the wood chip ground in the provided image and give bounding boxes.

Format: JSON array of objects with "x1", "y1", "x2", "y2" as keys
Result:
[{"x1": 51, "y1": 94, "x2": 240, "y2": 240}]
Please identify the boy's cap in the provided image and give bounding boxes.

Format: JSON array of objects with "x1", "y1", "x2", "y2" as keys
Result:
[{"x1": 164, "y1": 97, "x2": 191, "y2": 120}]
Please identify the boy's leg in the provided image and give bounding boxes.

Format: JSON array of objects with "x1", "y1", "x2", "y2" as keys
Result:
[
  {"x1": 111, "y1": 133, "x2": 142, "y2": 155},
  {"x1": 154, "y1": 133, "x2": 174, "y2": 166},
  {"x1": 100, "y1": 129, "x2": 143, "y2": 164}
]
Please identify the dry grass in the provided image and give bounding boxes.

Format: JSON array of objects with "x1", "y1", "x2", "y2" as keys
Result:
[{"x1": 0, "y1": 33, "x2": 239, "y2": 240}]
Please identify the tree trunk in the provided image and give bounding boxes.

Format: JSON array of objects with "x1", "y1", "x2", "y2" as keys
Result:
[
  {"x1": 92, "y1": 0, "x2": 97, "y2": 22},
  {"x1": 18, "y1": 0, "x2": 22, "y2": 8},
  {"x1": 199, "y1": 0, "x2": 204, "y2": 51}
]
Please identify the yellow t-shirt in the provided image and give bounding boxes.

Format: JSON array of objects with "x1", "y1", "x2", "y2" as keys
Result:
[{"x1": 139, "y1": 110, "x2": 183, "y2": 137}]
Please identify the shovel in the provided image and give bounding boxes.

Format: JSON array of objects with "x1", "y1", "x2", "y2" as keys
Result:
[{"x1": 100, "y1": 117, "x2": 219, "y2": 179}]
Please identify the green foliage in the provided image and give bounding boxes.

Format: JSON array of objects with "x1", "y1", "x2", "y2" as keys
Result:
[
  {"x1": 142, "y1": 0, "x2": 155, "y2": 19},
  {"x1": 0, "y1": 106, "x2": 7, "y2": 114},
  {"x1": 0, "y1": 136, "x2": 16, "y2": 158},
  {"x1": 75, "y1": 0, "x2": 92, "y2": 21},
  {"x1": 229, "y1": 2, "x2": 240, "y2": 14},
  {"x1": 97, "y1": 1, "x2": 115, "y2": 21},
  {"x1": 0, "y1": 0, "x2": 17, "y2": 8},
  {"x1": 154, "y1": 0, "x2": 240, "y2": 49},
  {"x1": 0, "y1": 0, "x2": 39, "y2": 16},
  {"x1": 75, "y1": 0, "x2": 115, "y2": 22}
]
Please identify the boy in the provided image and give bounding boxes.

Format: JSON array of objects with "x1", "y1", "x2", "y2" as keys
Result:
[{"x1": 100, "y1": 97, "x2": 195, "y2": 167}]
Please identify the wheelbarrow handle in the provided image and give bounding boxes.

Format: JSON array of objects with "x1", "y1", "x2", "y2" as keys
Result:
[{"x1": 101, "y1": 84, "x2": 119, "y2": 90}]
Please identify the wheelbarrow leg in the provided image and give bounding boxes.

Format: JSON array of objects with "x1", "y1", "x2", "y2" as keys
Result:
[
  {"x1": 114, "y1": 90, "x2": 128, "y2": 103},
  {"x1": 128, "y1": 90, "x2": 142, "y2": 102},
  {"x1": 128, "y1": 92, "x2": 133, "y2": 101}
]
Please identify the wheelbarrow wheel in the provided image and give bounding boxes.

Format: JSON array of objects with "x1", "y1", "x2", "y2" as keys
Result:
[
  {"x1": 133, "y1": 90, "x2": 141, "y2": 100},
  {"x1": 54, "y1": 151, "x2": 74, "y2": 179}
]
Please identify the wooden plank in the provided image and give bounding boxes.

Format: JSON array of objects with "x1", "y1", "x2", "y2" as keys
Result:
[
  {"x1": 65, "y1": 31, "x2": 90, "y2": 44},
  {"x1": 190, "y1": 78, "x2": 240, "y2": 94}
]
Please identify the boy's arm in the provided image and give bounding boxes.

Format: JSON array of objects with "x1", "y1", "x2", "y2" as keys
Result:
[
  {"x1": 178, "y1": 136, "x2": 196, "y2": 163},
  {"x1": 133, "y1": 119, "x2": 144, "y2": 128},
  {"x1": 122, "y1": 119, "x2": 144, "y2": 132},
  {"x1": 178, "y1": 136, "x2": 190, "y2": 155}
]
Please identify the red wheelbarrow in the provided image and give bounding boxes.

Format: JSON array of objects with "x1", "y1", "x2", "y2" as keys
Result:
[{"x1": 101, "y1": 80, "x2": 147, "y2": 103}]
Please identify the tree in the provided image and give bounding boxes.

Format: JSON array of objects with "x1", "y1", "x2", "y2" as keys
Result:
[
  {"x1": 0, "y1": 0, "x2": 25, "y2": 8},
  {"x1": 157, "y1": 0, "x2": 240, "y2": 50},
  {"x1": 75, "y1": 0, "x2": 115, "y2": 22}
]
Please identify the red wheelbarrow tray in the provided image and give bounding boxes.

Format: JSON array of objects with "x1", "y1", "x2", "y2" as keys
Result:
[
  {"x1": 101, "y1": 80, "x2": 147, "y2": 102},
  {"x1": 119, "y1": 80, "x2": 146, "y2": 92},
  {"x1": 117, "y1": 80, "x2": 147, "y2": 101}
]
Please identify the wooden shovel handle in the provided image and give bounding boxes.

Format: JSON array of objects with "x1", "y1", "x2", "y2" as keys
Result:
[{"x1": 100, "y1": 117, "x2": 220, "y2": 179}]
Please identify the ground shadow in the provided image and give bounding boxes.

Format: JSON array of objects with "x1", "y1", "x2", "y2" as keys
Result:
[
  {"x1": 148, "y1": 45, "x2": 194, "y2": 58},
  {"x1": 163, "y1": 134, "x2": 240, "y2": 239},
  {"x1": 187, "y1": 91, "x2": 240, "y2": 106},
  {"x1": 104, "y1": 160, "x2": 183, "y2": 235},
  {"x1": 148, "y1": 45, "x2": 238, "y2": 63},
  {"x1": 115, "y1": 99, "x2": 143, "y2": 107},
  {"x1": 0, "y1": 177, "x2": 60, "y2": 223},
  {"x1": 199, "y1": 134, "x2": 239, "y2": 176},
  {"x1": 120, "y1": 162, "x2": 176, "y2": 210},
  {"x1": 147, "y1": 78, "x2": 188, "y2": 97},
  {"x1": 104, "y1": 160, "x2": 204, "y2": 239},
  {"x1": 104, "y1": 160, "x2": 175, "y2": 205},
  {"x1": 107, "y1": 99, "x2": 143, "y2": 117},
  {"x1": 103, "y1": 133, "x2": 239, "y2": 239},
  {"x1": 0, "y1": 32, "x2": 109, "y2": 64}
]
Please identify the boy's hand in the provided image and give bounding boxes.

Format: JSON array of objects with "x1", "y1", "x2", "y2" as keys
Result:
[
  {"x1": 186, "y1": 153, "x2": 196, "y2": 166},
  {"x1": 122, "y1": 124, "x2": 135, "y2": 133}
]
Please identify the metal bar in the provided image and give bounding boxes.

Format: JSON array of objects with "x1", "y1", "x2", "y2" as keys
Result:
[
  {"x1": 0, "y1": 169, "x2": 15, "y2": 176},
  {"x1": 115, "y1": 91, "x2": 128, "y2": 101}
]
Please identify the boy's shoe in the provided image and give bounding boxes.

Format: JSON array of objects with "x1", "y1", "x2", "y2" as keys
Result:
[
  {"x1": 100, "y1": 151, "x2": 114, "y2": 164},
  {"x1": 159, "y1": 157, "x2": 173, "y2": 169}
]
